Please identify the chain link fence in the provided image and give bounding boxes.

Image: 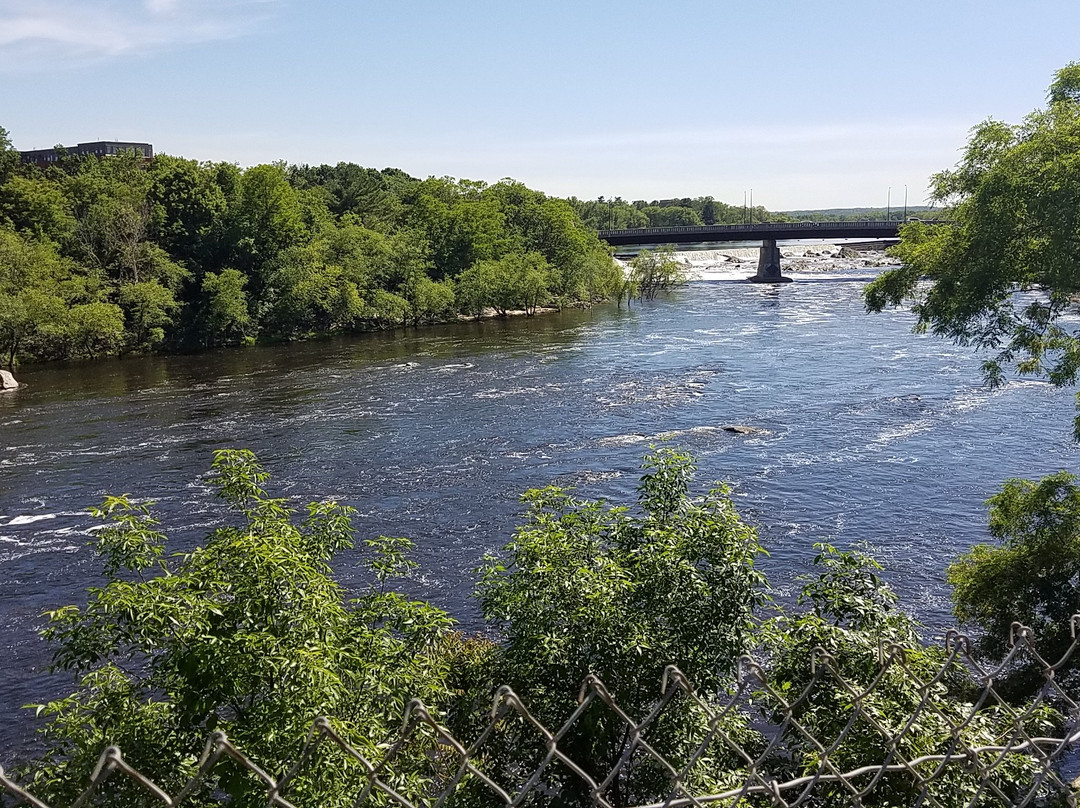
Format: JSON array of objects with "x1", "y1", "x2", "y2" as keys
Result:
[{"x1": 3, "y1": 620, "x2": 1079, "y2": 808}]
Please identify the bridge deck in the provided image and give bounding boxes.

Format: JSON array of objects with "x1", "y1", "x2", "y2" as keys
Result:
[{"x1": 596, "y1": 220, "x2": 938, "y2": 247}]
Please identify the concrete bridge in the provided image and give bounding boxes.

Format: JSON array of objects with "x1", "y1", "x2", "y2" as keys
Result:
[{"x1": 596, "y1": 220, "x2": 924, "y2": 283}]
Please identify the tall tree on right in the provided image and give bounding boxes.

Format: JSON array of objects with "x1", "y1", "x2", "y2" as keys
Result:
[
  {"x1": 866, "y1": 62, "x2": 1080, "y2": 435},
  {"x1": 867, "y1": 62, "x2": 1080, "y2": 700}
]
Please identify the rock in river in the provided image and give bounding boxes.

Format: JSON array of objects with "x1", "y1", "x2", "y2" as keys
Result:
[
  {"x1": 1, "y1": 369, "x2": 19, "y2": 389},
  {"x1": 722, "y1": 424, "x2": 762, "y2": 435}
]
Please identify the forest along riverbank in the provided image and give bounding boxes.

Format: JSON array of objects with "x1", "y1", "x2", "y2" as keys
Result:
[{"x1": 2, "y1": 259, "x2": 1078, "y2": 756}]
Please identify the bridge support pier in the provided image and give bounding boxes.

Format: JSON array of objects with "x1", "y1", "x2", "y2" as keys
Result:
[{"x1": 749, "y1": 239, "x2": 792, "y2": 283}]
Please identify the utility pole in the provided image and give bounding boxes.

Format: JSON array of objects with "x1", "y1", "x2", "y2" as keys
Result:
[
  {"x1": 903, "y1": 185, "x2": 908, "y2": 221},
  {"x1": 886, "y1": 187, "x2": 891, "y2": 222},
  {"x1": 749, "y1": 189, "x2": 753, "y2": 225},
  {"x1": 743, "y1": 190, "x2": 747, "y2": 224}
]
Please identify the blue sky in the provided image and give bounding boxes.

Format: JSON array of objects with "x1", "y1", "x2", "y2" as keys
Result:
[{"x1": 2, "y1": 0, "x2": 1079, "y2": 209}]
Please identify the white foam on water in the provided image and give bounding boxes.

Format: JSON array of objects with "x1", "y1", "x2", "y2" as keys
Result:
[
  {"x1": 776, "y1": 452, "x2": 822, "y2": 467},
  {"x1": 5, "y1": 514, "x2": 58, "y2": 526},
  {"x1": 474, "y1": 386, "x2": 545, "y2": 400},
  {"x1": 871, "y1": 418, "x2": 935, "y2": 446},
  {"x1": 945, "y1": 389, "x2": 992, "y2": 414},
  {"x1": 596, "y1": 434, "x2": 649, "y2": 447}
]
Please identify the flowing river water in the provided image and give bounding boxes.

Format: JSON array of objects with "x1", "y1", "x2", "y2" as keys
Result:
[{"x1": 2, "y1": 260, "x2": 1078, "y2": 756}]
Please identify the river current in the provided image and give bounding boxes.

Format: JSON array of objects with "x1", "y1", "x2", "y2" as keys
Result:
[{"x1": 2, "y1": 262, "x2": 1078, "y2": 755}]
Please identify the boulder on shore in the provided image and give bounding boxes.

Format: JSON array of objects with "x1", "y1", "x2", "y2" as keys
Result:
[{"x1": 0, "y1": 369, "x2": 18, "y2": 390}]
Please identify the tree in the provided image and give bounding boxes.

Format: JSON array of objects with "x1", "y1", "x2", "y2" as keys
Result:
[
  {"x1": 65, "y1": 302, "x2": 125, "y2": 359},
  {"x1": 641, "y1": 205, "x2": 703, "y2": 227},
  {"x1": 408, "y1": 180, "x2": 506, "y2": 279},
  {"x1": 229, "y1": 163, "x2": 308, "y2": 284},
  {"x1": 765, "y1": 544, "x2": 1054, "y2": 807},
  {"x1": 147, "y1": 155, "x2": 230, "y2": 269},
  {"x1": 455, "y1": 261, "x2": 494, "y2": 319},
  {"x1": 0, "y1": 175, "x2": 76, "y2": 243},
  {"x1": 514, "y1": 251, "x2": 552, "y2": 315},
  {"x1": 0, "y1": 227, "x2": 62, "y2": 364},
  {"x1": 118, "y1": 281, "x2": 179, "y2": 352},
  {"x1": 0, "y1": 124, "x2": 19, "y2": 183},
  {"x1": 403, "y1": 272, "x2": 456, "y2": 324},
  {"x1": 701, "y1": 197, "x2": 718, "y2": 225},
  {"x1": 260, "y1": 241, "x2": 363, "y2": 338},
  {"x1": 476, "y1": 448, "x2": 768, "y2": 807},
  {"x1": 629, "y1": 247, "x2": 688, "y2": 300},
  {"x1": 1049, "y1": 61, "x2": 1080, "y2": 105},
  {"x1": 615, "y1": 270, "x2": 638, "y2": 310},
  {"x1": 865, "y1": 61, "x2": 1080, "y2": 436},
  {"x1": 948, "y1": 472, "x2": 1080, "y2": 698},
  {"x1": 198, "y1": 268, "x2": 251, "y2": 346},
  {"x1": 19, "y1": 450, "x2": 461, "y2": 808},
  {"x1": 362, "y1": 288, "x2": 410, "y2": 327}
]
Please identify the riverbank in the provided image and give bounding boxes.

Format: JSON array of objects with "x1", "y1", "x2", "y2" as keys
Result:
[{"x1": 2, "y1": 302, "x2": 590, "y2": 375}]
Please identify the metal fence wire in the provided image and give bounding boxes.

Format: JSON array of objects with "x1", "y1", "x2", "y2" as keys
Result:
[{"x1": 3, "y1": 620, "x2": 1080, "y2": 808}]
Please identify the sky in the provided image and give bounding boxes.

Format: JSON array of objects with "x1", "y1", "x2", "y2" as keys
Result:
[{"x1": 2, "y1": 0, "x2": 1079, "y2": 210}]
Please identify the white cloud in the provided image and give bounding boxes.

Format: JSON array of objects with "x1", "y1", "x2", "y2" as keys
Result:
[{"x1": 0, "y1": 0, "x2": 277, "y2": 69}]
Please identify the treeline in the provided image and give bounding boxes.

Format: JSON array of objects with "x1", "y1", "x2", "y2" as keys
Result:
[
  {"x1": 0, "y1": 127, "x2": 622, "y2": 366},
  {"x1": 570, "y1": 197, "x2": 949, "y2": 230},
  {"x1": 784, "y1": 205, "x2": 944, "y2": 222},
  {"x1": 570, "y1": 194, "x2": 787, "y2": 229}
]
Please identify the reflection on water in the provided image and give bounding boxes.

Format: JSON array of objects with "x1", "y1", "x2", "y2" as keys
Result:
[
  {"x1": 756, "y1": 286, "x2": 782, "y2": 309},
  {"x1": 2, "y1": 269, "x2": 1078, "y2": 755}
]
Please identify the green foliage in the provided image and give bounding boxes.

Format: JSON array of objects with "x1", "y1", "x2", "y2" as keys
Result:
[
  {"x1": 9, "y1": 449, "x2": 1073, "y2": 806},
  {"x1": 0, "y1": 226, "x2": 79, "y2": 366},
  {"x1": 66, "y1": 302, "x2": 126, "y2": 359},
  {"x1": 0, "y1": 174, "x2": 75, "y2": 242},
  {"x1": 640, "y1": 204, "x2": 703, "y2": 227},
  {"x1": 403, "y1": 272, "x2": 456, "y2": 324},
  {"x1": 948, "y1": 472, "x2": 1080, "y2": 697},
  {"x1": 866, "y1": 61, "x2": 1080, "y2": 436},
  {"x1": 455, "y1": 260, "x2": 495, "y2": 319},
  {"x1": 0, "y1": 125, "x2": 624, "y2": 361},
  {"x1": 765, "y1": 544, "x2": 1057, "y2": 807},
  {"x1": 629, "y1": 247, "x2": 688, "y2": 300},
  {"x1": 1048, "y1": 60, "x2": 1080, "y2": 105},
  {"x1": 0, "y1": 126, "x2": 18, "y2": 182},
  {"x1": 20, "y1": 450, "x2": 460, "y2": 808},
  {"x1": 118, "y1": 280, "x2": 178, "y2": 352},
  {"x1": 569, "y1": 194, "x2": 786, "y2": 230},
  {"x1": 476, "y1": 447, "x2": 769, "y2": 806},
  {"x1": 148, "y1": 155, "x2": 231, "y2": 268},
  {"x1": 199, "y1": 268, "x2": 251, "y2": 346}
]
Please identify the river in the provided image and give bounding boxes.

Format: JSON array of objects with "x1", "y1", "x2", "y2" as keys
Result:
[{"x1": 1, "y1": 261, "x2": 1077, "y2": 756}]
